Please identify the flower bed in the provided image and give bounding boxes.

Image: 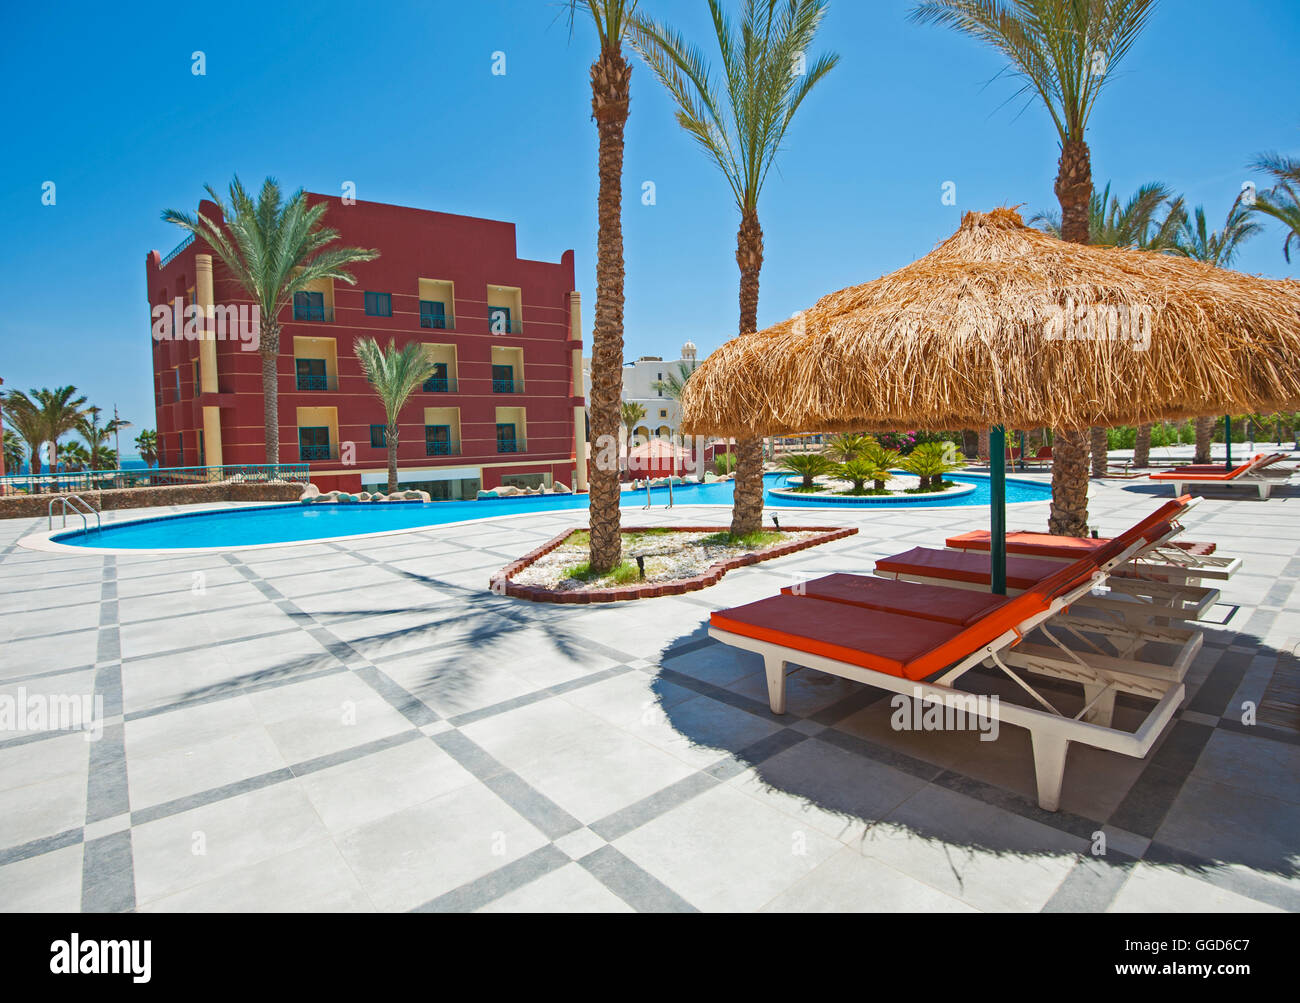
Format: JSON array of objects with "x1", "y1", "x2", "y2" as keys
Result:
[{"x1": 492, "y1": 525, "x2": 857, "y2": 604}]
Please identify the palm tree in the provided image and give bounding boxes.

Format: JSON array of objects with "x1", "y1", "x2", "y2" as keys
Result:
[
  {"x1": 620, "y1": 400, "x2": 647, "y2": 476},
  {"x1": 134, "y1": 429, "x2": 159, "y2": 468},
  {"x1": 3, "y1": 386, "x2": 88, "y2": 476},
  {"x1": 650, "y1": 360, "x2": 698, "y2": 401},
  {"x1": 913, "y1": 0, "x2": 1156, "y2": 536},
  {"x1": 58, "y1": 442, "x2": 90, "y2": 472},
  {"x1": 565, "y1": 1, "x2": 640, "y2": 574},
  {"x1": 76, "y1": 406, "x2": 131, "y2": 471},
  {"x1": 163, "y1": 177, "x2": 378, "y2": 466},
  {"x1": 2, "y1": 429, "x2": 24, "y2": 475},
  {"x1": 1033, "y1": 180, "x2": 1185, "y2": 475},
  {"x1": 1248, "y1": 152, "x2": 1300, "y2": 262},
  {"x1": 781, "y1": 451, "x2": 836, "y2": 489},
  {"x1": 904, "y1": 440, "x2": 966, "y2": 491},
  {"x1": 354, "y1": 338, "x2": 440, "y2": 494},
  {"x1": 823, "y1": 432, "x2": 869, "y2": 463},
  {"x1": 1171, "y1": 195, "x2": 1264, "y2": 463},
  {"x1": 631, "y1": 0, "x2": 839, "y2": 535},
  {"x1": 861, "y1": 438, "x2": 904, "y2": 490}
]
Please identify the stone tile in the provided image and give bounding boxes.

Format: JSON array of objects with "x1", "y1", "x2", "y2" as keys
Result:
[
  {"x1": 335, "y1": 783, "x2": 549, "y2": 911},
  {"x1": 0, "y1": 842, "x2": 84, "y2": 911},
  {"x1": 760, "y1": 845, "x2": 976, "y2": 912},
  {"x1": 0, "y1": 770, "x2": 87, "y2": 850},
  {"x1": 295, "y1": 738, "x2": 477, "y2": 833},
  {"x1": 1109, "y1": 863, "x2": 1285, "y2": 913},
  {"x1": 476, "y1": 861, "x2": 634, "y2": 913}
]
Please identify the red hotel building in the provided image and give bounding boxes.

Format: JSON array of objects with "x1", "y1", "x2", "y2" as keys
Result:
[{"x1": 145, "y1": 194, "x2": 589, "y2": 498}]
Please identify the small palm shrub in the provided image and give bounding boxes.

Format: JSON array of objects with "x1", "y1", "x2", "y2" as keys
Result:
[
  {"x1": 781, "y1": 452, "x2": 837, "y2": 489},
  {"x1": 714, "y1": 452, "x2": 738, "y2": 475},
  {"x1": 903, "y1": 440, "x2": 966, "y2": 491},
  {"x1": 860, "y1": 439, "x2": 903, "y2": 490},
  {"x1": 824, "y1": 433, "x2": 869, "y2": 463},
  {"x1": 837, "y1": 458, "x2": 891, "y2": 494}
]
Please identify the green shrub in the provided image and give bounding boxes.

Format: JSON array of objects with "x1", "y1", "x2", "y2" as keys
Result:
[
  {"x1": 902, "y1": 440, "x2": 966, "y2": 490},
  {"x1": 713, "y1": 452, "x2": 738, "y2": 475},
  {"x1": 780, "y1": 452, "x2": 838, "y2": 489}
]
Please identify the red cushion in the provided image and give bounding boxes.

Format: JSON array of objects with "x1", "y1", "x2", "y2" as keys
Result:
[
  {"x1": 875, "y1": 547, "x2": 1061, "y2": 591},
  {"x1": 780, "y1": 574, "x2": 1010, "y2": 626}
]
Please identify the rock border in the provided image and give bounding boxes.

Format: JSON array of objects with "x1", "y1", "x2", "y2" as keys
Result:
[{"x1": 491, "y1": 525, "x2": 858, "y2": 604}]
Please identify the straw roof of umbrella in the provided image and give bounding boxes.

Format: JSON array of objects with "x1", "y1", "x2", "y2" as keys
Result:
[{"x1": 680, "y1": 209, "x2": 1300, "y2": 438}]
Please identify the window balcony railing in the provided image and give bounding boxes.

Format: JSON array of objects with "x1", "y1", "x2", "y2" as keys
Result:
[
  {"x1": 422, "y1": 376, "x2": 458, "y2": 393},
  {"x1": 292, "y1": 304, "x2": 334, "y2": 322},
  {"x1": 425, "y1": 439, "x2": 462, "y2": 457},
  {"x1": 299, "y1": 445, "x2": 337, "y2": 462},
  {"x1": 420, "y1": 314, "x2": 454, "y2": 330},
  {"x1": 295, "y1": 373, "x2": 332, "y2": 391},
  {"x1": 496, "y1": 438, "x2": 526, "y2": 454},
  {"x1": 492, "y1": 379, "x2": 525, "y2": 394}
]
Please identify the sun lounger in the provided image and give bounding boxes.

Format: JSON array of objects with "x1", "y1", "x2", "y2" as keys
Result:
[
  {"x1": 710, "y1": 538, "x2": 1193, "y2": 811},
  {"x1": 1150, "y1": 453, "x2": 1294, "y2": 499}
]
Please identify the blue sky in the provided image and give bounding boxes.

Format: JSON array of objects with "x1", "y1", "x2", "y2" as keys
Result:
[{"x1": 1, "y1": 0, "x2": 1297, "y2": 445}]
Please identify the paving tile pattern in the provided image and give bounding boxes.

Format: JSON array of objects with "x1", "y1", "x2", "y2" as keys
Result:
[{"x1": 1, "y1": 478, "x2": 1297, "y2": 912}]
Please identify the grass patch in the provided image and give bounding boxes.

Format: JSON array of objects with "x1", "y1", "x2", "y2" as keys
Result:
[
  {"x1": 565, "y1": 528, "x2": 675, "y2": 548},
  {"x1": 904, "y1": 480, "x2": 956, "y2": 495},
  {"x1": 700, "y1": 530, "x2": 784, "y2": 549},
  {"x1": 564, "y1": 560, "x2": 641, "y2": 585},
  {"x1": 837, "y1": 487, "x2": 892, "y2": 496}
]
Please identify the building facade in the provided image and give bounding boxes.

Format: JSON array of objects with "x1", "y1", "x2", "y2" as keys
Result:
[
  {"x1": 580, "y1": 342, "x2": 700, "y2": 446},
  {"x1": 146, "y1": 195, "x2": 588, "y2": 498}
]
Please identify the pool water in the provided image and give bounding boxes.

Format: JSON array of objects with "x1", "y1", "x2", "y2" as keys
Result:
[{"x1": 51, "y1": 472, "x2": 1051, "y2": 551}]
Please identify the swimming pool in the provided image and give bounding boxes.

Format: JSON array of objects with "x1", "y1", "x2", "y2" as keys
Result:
[{"x1": 45, "y1": 472, "x2": 1051, "y2": 552}]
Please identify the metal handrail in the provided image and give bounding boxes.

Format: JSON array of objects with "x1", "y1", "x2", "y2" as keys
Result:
[
  {"x1": 159, "y1": 234, "x2": 195, "y2": 268},
  {"x1": 48, "y1": 495, "x2": 101, "y2": 533}
]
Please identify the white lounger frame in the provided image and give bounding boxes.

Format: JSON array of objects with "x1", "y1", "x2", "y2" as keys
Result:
[
  {"x1": 710, "y1": 540, "x2": 1198, "y2": 811},
  {"x1": 1155, "y1": 457, "x2": 1295, "y2": 499}
]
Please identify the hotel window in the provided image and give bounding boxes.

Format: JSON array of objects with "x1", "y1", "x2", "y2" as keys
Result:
[
  {"x1": 425, "y1": 425, "x2": 452, "y2": 456},
  {"x1": 487, "y1": 306, "x2": 511, "y2": 334},
  {"x1": 298, "y1": 427, "x2": 331, "y2": 461},
  {"x1": 423, "y1": 362, "x2": 450, "y2": 393},
  {"x1": 364, "y1": 291, "x2": 392, "y2": 317},
  {"x1": 495, "y1": 423, "x2": 519, "y2": 453},
  {"x1": 420, "y1": 300, "x2": 448, "y2": 329},
  {"x1": 295, "y1": 358, "x2": 328, "y2": 391},
  {"x1": 492, "y1": 364, "x2": 516, "y2": 394},
  {"x1": 659, "y1": 409, "x2": 668, "y2": 418},
  {"x1": 194, "y1": 360, "x2": 201, "y2": 390},
  {"x1": 174, "y1": 368, "x2": 181, "y2": 401},
  {"x1": 198, "y1": 430, "x2": 205, "y2": 466},
  {"x1": 369, "y1": 425, "x2": 387, "y2": 449},
  {"x1": 293, "y1": 291, "x2": 327, "y2": 322}
]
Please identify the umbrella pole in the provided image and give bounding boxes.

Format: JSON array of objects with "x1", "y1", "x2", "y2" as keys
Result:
[
  {"x1": 1224, "y1": 416, "x2": 1233, "y2": 470},
  {"x1": 990, "y1": 426, "x2": 1008, "y2": 596}
]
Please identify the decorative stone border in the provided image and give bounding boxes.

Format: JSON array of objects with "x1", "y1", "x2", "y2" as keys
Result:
[
  {"x1": 767, "y1": 481, "x2": 977, "y2": 505},
  {"x1": 492, "y1": 525, "x2": 858, "y2": 604}
]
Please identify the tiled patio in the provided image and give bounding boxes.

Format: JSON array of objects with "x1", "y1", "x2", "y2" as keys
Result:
[{"x1": 1, "y1": 477, "x2": 1297, "y2": 912}]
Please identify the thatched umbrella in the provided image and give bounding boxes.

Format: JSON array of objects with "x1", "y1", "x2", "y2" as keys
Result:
[{"x1": 681, "y1": 209, "x2": 1300, "y2": 590}]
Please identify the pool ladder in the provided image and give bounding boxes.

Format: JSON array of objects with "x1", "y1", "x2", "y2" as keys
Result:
[{"x1": 48, "y1": 494, "x2": 101, "y2": 534}]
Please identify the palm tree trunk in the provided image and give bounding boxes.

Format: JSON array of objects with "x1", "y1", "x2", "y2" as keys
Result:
[
  {"x1": 1194, "y1": 415, "x2": 1214, "y2": 464},
  {"x1": 1133, "y1": 424, "x2": 1152, "y2": 468},
  {"x1": 1089, "y1": 426, "x2": 1109, "y2": 477},
  {"x1": 387, "y1": 424, "x2": 399, "y2": 494},
  {"x1": 1049, "y1": 430, "x2": 1091, "y2": 537},
  {"x1": 1050, "y1": 138, "x2": 1094, "y2": 536},
  {"x1": 730, "y1": 209, "x2": 766, "y2": 537},
  {"x1": 587, "y1": 47, "x2": 632, "y2": 574},
  {"x1": 978, "y1": 429, "x2": 990, "y2": 463},
  {"x1": 260, "y1": 321, "x2": 282, "y2": 466}
]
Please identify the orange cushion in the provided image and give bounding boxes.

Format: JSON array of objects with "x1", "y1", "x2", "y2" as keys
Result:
[
  {"x1": 710, "y1": 591, "x2": 1051, "y2": 681},
  {"x1": 780, "y1": 574, "x2": 1010, "y2": 626}
]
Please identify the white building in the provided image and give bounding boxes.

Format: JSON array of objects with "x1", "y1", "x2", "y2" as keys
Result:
[{"x1": 581, "y1": 342, "x2": 701, "y2": 444}]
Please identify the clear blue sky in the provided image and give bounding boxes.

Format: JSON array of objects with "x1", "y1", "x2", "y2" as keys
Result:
[{"x1": 2, "y1": 0, "x2": 1296, "y2": 444}]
